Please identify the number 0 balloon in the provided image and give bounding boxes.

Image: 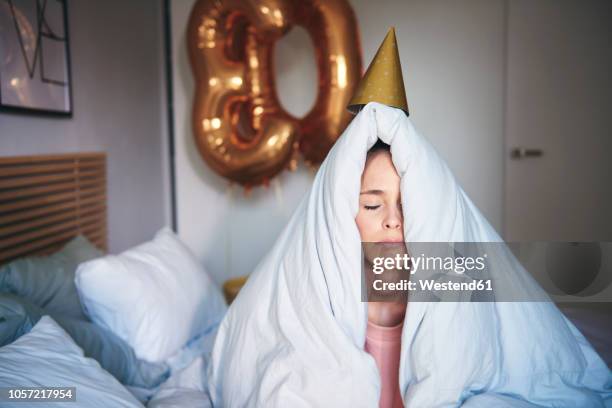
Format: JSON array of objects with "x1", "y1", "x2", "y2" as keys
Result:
[{"x1": 187, "y1": 0, "x2": 362, "y2": 188}]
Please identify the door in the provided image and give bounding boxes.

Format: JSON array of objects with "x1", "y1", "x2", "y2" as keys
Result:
[{"x1": 504, "y1": 0, "x2": 612, "y2": 241}]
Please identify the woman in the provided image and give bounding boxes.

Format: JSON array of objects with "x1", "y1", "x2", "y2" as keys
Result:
[
  {"x1": 207, "y1": 102, "x2": 611, "y2": 407},
  {"x1": 358, "y1": 139, "x2": 408, "y2": 408}
]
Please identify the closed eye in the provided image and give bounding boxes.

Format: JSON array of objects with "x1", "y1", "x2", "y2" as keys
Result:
[{"x1": 364, "y1": 205, "x2": 380, "y2": 210}]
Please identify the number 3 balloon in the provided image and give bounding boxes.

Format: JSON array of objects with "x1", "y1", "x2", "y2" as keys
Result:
[{"x1": 187, "y1": 0, "x2": 362, "y2": 188}]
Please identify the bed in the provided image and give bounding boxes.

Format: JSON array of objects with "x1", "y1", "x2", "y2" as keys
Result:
[
  {"x1": 1, "y1": 153, "x2": 610, "y2": 408},
  {"x1": 0, "y1": 152, "x2": 107, "y2": 263},
  {"x1": 557, "y1": 301, "x2": 612, "y2": 368},
  {"x1": 0, "y1": 153, "x2": 224, "y2": 407}
]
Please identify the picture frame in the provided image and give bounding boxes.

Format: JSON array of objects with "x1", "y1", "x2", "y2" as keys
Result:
[{"x1": 0, "y1": 0, "x2": 72, "y2": 116}]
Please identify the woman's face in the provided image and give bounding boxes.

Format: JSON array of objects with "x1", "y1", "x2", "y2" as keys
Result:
[{"x1": 356, "y1": 150, "x2": 404, "y2": 243}]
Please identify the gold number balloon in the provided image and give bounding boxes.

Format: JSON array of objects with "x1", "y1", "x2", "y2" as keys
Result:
[{"x1": 187, "y1": 0, "x2": 362, "y2": 188}]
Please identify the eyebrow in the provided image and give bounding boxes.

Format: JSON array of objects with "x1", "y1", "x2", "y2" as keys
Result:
[{"x1": 360, "y1": 189, "x2": 385, "y2": 195}]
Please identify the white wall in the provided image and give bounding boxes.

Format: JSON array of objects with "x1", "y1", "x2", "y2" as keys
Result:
[
  {"x1": 170, "y1": 0, "x2": 506, "y2": 285},
  {"x1": 0, "y1": 0, "x2": 171, "y2": 253}
]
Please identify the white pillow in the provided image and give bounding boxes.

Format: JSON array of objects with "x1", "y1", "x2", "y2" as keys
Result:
[
  {"x1": 0, "y1": 316, "x2": 142, "y2": 408},
  {"x1": 75, "y1": 227, "x2": 227, "y2": 363}
]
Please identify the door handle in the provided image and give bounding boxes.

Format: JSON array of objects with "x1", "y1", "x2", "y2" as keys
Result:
[{"x1": 510, "y1": 147, "x2": 543, "y2": 159}]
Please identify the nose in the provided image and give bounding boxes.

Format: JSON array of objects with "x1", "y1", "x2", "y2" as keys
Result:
[{"x1": 383, "y1": 207, "x2": 402, "y2": 230}]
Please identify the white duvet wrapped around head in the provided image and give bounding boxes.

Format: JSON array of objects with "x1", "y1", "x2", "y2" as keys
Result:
[{"x1": 208, "y1": 102, "x2": 612, "y2": 407}]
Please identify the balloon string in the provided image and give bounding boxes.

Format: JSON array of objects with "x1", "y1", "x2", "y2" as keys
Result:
[
  {"x1": 273, "y1": 179, "x2": 285, "y2": 217},
  {"x1": 226, "y1": 183, "x2": 234, "y2": 278}
]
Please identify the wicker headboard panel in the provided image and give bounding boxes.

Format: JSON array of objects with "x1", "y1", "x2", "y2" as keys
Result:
[{"x1": 0, "y1": 152, "x2": 107, "y2": 264}]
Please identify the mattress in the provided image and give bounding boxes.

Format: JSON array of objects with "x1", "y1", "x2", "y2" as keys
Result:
[{"x1": 559, "y1": 302, "x2": 612, "y2": 368}]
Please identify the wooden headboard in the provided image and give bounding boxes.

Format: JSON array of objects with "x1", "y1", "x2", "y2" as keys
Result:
[{"x1": 0, "y1": 152, "x2": 107, "y2": 264}]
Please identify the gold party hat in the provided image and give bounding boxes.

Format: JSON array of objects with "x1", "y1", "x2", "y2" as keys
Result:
[{"x1": 347, "y1": 27, "x2": 409, "y2": 116}]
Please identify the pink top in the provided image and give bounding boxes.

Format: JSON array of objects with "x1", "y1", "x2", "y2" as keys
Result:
[{"x1": 365, "y1": 320, "x2": 404, "y2": 408}]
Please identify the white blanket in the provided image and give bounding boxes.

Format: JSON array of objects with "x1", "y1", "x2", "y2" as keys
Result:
[
  {"x1": 147, "y1": 357, "x2": 211, "y2": 408},
  {"x1": 208, "y1": 102, "x2": 612, "y2": 407}
]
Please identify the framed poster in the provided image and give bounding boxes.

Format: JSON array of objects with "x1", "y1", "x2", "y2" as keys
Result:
[{"x1": 0, "y1": 0, "x2": 72, "y2": 115}]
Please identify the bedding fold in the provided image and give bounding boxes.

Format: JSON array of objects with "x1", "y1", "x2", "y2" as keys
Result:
[{"x1": 208, "y1": 102, "x2": 611, "y2": 407}]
